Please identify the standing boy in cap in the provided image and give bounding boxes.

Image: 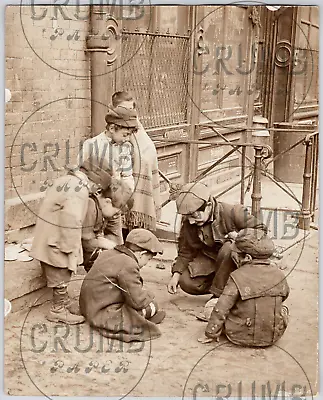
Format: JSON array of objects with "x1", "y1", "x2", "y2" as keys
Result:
[
  {"x1": 111, "y1": 91, "x2": 162, "y2": 235},
  {"x1": 30, "y1": 167, "x2": 107, "y2": 325},
  {"x1": 200, "y1": 228, "x2": 289, "y2": 347},
  {"x1": 167, "y1": 182, "x2": 268, "y2": 307},
  {"x1": 77, "y1": 106, "x2": 138, "y2": 246},
  {"x1": 79, "y1": 229, "x2": 165, "y2": 342}
]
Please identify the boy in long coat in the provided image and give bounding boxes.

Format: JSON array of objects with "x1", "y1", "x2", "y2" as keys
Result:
[
  {"x1": 167, "y1": 182, "x2": 268, "y2": 301},
  {"x1": 79, "y1": 229, "x2": 165, "y2": 342},
  {"x1": 30, "y1": 168, "x2": 132, "y2": 325},
  {"x1": 202, "y1": 228, "x2": 289, "y2": 347}
]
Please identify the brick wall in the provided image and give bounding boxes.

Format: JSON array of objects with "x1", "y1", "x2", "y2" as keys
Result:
[{"x1": 5, "y1": 5, "x2": 91, "y2": 207}]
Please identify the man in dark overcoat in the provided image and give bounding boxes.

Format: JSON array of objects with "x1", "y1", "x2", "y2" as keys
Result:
[{"x1": 167, "y1": 182, "x2": 268, "y2": 301}]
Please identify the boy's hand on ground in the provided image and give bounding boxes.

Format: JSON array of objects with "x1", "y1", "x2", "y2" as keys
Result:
[{"x1": 167, "y1": 273, "x2": 180, "y2": 294}]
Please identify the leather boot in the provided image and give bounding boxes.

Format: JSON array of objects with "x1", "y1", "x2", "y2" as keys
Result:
[
  {"x1": 64, "y1": 297, "x2": 82, "y2": 316},
  {"x1": 46, "y1": 285, "x2": 85, "y2": 325}
]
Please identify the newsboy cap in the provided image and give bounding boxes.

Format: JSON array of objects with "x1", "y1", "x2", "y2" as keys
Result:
[
  {"x1": 125, "y1": 229, "x2": 163, "y2": 254},
  {"x1": 105, "y1": 106, "x2": 138, "y2": 128},
  {"x1": 233, "y1": 228, "x2": 275, "y2": 259},
  {"x1": 176, "y1": 182, "x2": 211, "y2": 215}
]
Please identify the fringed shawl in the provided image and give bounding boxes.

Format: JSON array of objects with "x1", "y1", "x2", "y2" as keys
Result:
[{"x1": 124, "y1": 121, "x2": 161, "y2": 231}]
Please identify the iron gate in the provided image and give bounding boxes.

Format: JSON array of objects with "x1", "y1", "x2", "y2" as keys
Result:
[{"x1": 120, "y1": 31, "x2": 190, "y2": 129}]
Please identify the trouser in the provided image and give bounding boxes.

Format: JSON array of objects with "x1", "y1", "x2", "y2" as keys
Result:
[
  {"x1": 178, "y1": 242, "x2": 237, "y2": 297},
  {"x1": 41, "y1": 262, "x2": 72, "y2": 288},
  {"x1": 82, "y1": 248, "x2": 102, "y2": 273}
]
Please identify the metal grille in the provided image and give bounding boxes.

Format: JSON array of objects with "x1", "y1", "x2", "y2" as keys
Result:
[{"x1": 120, "y1": 32, "x2": 190, "y2": 129}]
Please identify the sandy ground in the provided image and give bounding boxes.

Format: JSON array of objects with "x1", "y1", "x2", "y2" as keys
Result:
[{"x1": 4, "y1": 231, "x2": 318, "y2": 398}]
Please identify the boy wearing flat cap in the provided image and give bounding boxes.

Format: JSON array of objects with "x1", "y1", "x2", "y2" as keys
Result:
[
  {"x1": 201, "y1": 228, "x2": 289, "y2": 347},
  {"x1": 79, "y1": 229, "x2": 165, "y2": 342},
  {"x1": 77, "y1": 106, "x2": 138, "y2": 247},
  {"x1": 167, "y1": 182, "x2": 268, "y2": 307}
]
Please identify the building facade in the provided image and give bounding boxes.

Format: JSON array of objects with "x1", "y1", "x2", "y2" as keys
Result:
[{"x1": 5, "y1": 5, "x2": 319, "y2": 230}]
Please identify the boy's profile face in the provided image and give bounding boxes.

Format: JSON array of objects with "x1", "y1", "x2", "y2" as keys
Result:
[
  {"x1": 137, "y1": 251, "x2": 154, "y2": 268},
  {"x1": 107, "y1": 124, "x2": 131, "y2": 144}
]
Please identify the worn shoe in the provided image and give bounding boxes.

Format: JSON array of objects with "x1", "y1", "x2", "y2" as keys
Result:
[
  {"x1": 46, "y1": 308, "x2": 85, "y2": 325},
  {"x1": 65, "y1": 298, "x2": 82, "y2": 316},
  {"x1": 149, "y1": 310, "x2": 166, "y2": 324}
]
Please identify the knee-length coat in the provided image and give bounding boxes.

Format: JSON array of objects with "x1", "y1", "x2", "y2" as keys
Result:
[{"x1": 30, "y1": 171, "x2": 90, "y2": 273}]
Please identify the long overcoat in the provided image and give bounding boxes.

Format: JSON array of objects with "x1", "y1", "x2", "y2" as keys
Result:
[
  {"x1": 30, "y1": 172, "x2": 90, "y2": 272},
  {"x1": 79, "y1": 245, "x2": 161, "y2": 342}
]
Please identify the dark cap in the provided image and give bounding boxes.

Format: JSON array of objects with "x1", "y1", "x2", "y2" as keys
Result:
[
  {"x1": 125, "y1": 229, "x2": 163, "y2": 254},
  {"x1": 176, "y1": 182, "x2": 211, "y2": 215},
  {"x1": 105, "y1": 106, "x2": 138, "y2": 128},
  {"x1": 233, "y1": 228, "x2": 275, "y2": 259}
]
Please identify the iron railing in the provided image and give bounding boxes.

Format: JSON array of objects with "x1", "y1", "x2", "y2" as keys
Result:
[{"x1": 157, "y1": 129, "x2": 319, "y2": 230}]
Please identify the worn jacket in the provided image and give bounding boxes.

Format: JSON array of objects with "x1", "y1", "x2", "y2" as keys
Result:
[
  {"x1": 79, "y1": 245, "x2": 161, "y2": 342},
  {"x1": 30, "y1": 171, "x2": 90, "y2": 272},
  {"x1": 205, "y1": 260, "x2": 290, "y2": 347},
  {"x1": 172, "y1": 199, "x2": 267, "y2": 276}
]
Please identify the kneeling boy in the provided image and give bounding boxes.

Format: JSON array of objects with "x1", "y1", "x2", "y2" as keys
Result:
[
  {"x1": 203, "y1": 228, "x2": 289, "y2": 347},
  {"x1": 79, "y1": 229, "x2": 165, "y2": 342}
]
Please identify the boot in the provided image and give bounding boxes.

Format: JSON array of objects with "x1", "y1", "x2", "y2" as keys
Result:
[
  {"x1": 64, "y1": 297, "x2": 82, "y2": 316},
  {"x1": 47, "y1": 285, "x2": 85, "y2": 325}
]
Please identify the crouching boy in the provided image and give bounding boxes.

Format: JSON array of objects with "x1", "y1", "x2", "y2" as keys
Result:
[
  {"x1": 81, "y1": 178, "x2": 133, "y2": 272},
  {"x1": 202, "y1": 228, "x2": 289, "y2": 347},
  {"x1": 79, "y1": 229, "x2": 166, "y2": 342}
]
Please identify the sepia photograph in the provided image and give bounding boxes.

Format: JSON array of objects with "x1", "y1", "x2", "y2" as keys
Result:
[{"x1": 4, "y1": 2, "x2": 319, "y2": 398}]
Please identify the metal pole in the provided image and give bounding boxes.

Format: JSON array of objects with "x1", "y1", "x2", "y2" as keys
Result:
[
  {"x1": 251, "y1": 146, "x2": 263, "y2": 218},
  {"x1": 240, "y1": 146, "x2": 246, "y2": 205},
  {"x1": 298, "y1": 139, "x2": 313, "y2": 230},
  {"x1": 310, "y1": 134, "x2": 319, "y2": 221}
]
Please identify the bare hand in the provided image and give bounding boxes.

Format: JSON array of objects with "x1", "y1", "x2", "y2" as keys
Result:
[
  {"x1": 167, "y1": 273, "x2": 180, "y2": 294},
  {"x1": 225, "y1": 231, "x2": 238, "y2": 241}
]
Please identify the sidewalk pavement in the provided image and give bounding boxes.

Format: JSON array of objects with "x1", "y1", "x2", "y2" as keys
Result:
[{"x1": 4, "y1": 228, "x2": 318, "y2": 397}]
